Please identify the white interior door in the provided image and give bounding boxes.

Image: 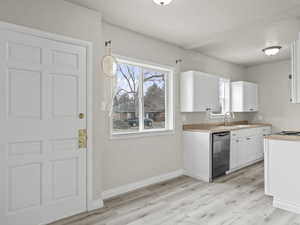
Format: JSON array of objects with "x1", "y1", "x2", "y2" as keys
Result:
[{"x1": 0, "y1": 28, "x2": 87, "y2": 225}]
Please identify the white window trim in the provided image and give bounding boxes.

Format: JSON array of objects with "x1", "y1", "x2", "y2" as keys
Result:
[
  {"x1": 209, "y1": 78, "x2": 231, "y2": 118},
  {"x1": 110, "y1": 56, "x2": 175, "y2": 139}
]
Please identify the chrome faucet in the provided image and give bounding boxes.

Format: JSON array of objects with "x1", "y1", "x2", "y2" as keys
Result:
[{"x1": 224, "y1": 111, "x2": 235, "y2": 126}]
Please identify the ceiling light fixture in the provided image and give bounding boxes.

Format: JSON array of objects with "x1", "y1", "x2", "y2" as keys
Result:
[
  {"x1": 262, "y1": 46, "x2": 282, "y2": 56},
  {"x1": 153, "y1": 0, "x2": 173, "y2": 6}
]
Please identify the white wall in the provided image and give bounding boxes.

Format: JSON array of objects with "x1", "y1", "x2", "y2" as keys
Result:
[
  {"x1": 0, "y1": 0, "x2": 250, "y2": 196},
  {"x1": 102, "y1": 22, "x2": 248, "y2": 191},
  {"x1": 245, "y1": 60, "x2": 299, "y2": 132},
  {"x1": 102, "y1": 22, "x2": 183, "y2": 191},
  {"x1": 0, "y1": 0, "x2": 104, "y2": 200},
  {"x1": 181, "y1": 50, "x2": 248, "y2": 124}
]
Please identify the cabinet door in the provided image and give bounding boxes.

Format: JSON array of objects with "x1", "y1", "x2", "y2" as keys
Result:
[
  {"x1": 230, "y1": 138, "x2": 239, "y2": 170},
  {"x1": 241, "y1": 135, "x2": 262, "y2": 165},
  {"x1": 245, "y1": 137, "x2": 253, "y2": 163},
  {"x1": 250, "y1": 135, "x2": 263, "y2": 161},
  {"x1": 231, "y1": 82, "x2": 243, "y2": 112},
  {"x1": 256, "y1": 135, "x2": 264, "y2": 159},
  {"x1": 238, "y1": 137, "x2": 255, "y2": 166},
  {"x1": 236, "y1": 138, "x2": 248, "y2": 167},
  {"x1": 231, "y1": 81, "x2": 258, "y2": 112},
  {"x1": 264, "y1": 139, "x2": 270, "y2": 194},
  {"x1": 244, "y1": 83, "x2": 258, "y2": 111},
  {"x1": 290, "y1": 40, "x2": 300, "y2": 103},
  {"x1": 194, "y1": 72, "x2": 220, "y2": 112}
]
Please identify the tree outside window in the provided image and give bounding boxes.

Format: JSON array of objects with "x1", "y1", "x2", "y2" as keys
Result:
[{"x1": 112, "y1": 60, "x2": 172, "y2": 134}]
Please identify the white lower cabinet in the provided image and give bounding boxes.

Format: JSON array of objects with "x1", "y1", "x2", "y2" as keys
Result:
[
  {"x1": 183, "y1": 131, "x2": 211, "y2": 182},
  {"x1": 264, "y1": 138, "x2": 300, "y2": 214},
  {"x1": 230, "y1": 127, "x2": 271, "y2": 171},
  {"x1": 183, "y1": 126, "x2": 271, "y2": 182}
]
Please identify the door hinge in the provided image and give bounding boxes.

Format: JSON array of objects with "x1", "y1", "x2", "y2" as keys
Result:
[{"x1": 78, "y1": 129, "x2": 87, "y2": 149}]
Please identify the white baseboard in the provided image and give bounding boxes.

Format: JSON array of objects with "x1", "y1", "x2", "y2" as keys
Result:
[
  {"x1": 87, "y1": 199, "x2": 104, "y2": 211},
  {"x1": 102, "y1": 169, "x2": 184, "y2": 200},
  {"x1": 183, "y1": 170, "x2": 210, "y2": 182},
  {"x1": 273, "y1": 199, "x2": 300, "y2": 214}
]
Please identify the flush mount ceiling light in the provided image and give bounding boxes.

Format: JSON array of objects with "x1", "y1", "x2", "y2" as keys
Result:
[
  {"x1": 153, "y1": 0, "x2": 173, "y2": 6},
  {"x1": 262, "y1": 46, "x2": 282, "y2": 56}
]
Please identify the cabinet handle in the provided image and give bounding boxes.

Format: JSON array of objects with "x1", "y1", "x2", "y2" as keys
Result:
[
  {"x1": 236, "y1": 140, "x2": 239, "y2": 143},
  {"x1": 246, "y1": 137, "x2": 251, "y2": 140},
  {"x1": 289, "y1": 74, "x2": 294, "y2": 102}
]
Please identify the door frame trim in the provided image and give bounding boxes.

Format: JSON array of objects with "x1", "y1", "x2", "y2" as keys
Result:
[{"x1": 0, "y1": 21, "x2": 102, "y2": 212}]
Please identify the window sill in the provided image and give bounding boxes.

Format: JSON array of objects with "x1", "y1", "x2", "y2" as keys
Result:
[
  {"x1": 209, "y1": 113, "x2": 225, "y2": 118},
  {"x1": 110, "y1": 129, "x2": 175, "y2": 140}
]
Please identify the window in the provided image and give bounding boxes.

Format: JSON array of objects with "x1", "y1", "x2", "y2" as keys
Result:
[
  {"x1": 219, "y1": 78, "x2": 231, "y2": 114},
  {"x1": 208, "y1": 78, "x2": 231, "y2": 118},
  {"x1": 112, "y1": 58, "x2": 173, "y2": 135}
]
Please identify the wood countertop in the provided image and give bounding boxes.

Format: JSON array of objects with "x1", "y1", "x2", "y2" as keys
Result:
[
  {"x1": 183, "y1": 121, "x2": 272, "y2": 133},
  {"x1": 264, "y1": 134, "x2": 300, "y2": 142}
]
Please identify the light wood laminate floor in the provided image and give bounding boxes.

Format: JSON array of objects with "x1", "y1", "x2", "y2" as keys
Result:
[{"x1": 50, "y1": 163, "x2": 300, "y2": 225}]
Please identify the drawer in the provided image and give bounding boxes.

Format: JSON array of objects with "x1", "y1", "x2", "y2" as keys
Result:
[
  {"x1": 231, "y1": 128, "x2": 258, "y2": 138},
  {"x1": 231, "y1": 126, "x2": 271, "y2": 138},
  {"x1": 261, "y1": 126, "x2": 272, "y2": 135},
  {"x1": 256, "y1": 126, "x2": 272, "y2": 136}
]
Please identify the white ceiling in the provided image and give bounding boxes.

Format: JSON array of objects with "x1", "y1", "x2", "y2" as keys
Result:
[{"x1": 66, "y1": 0, "x2": 300, "y2": 66}]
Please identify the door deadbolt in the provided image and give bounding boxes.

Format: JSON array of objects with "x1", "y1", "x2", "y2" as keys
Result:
[{"x1": 78, "y1": 129, "x2": 87, "y2": 148}]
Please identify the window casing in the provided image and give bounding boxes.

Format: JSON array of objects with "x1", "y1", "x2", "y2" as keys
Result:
[
  {"x1": 111, "y1": 57, "x2": 174, "y2": 136},
  {"x1": 219, "y1": 78, "x2": 231, "y2": 114},
  {"x1": 208, "y1": 78, "x2": 231, "y2": 118}
]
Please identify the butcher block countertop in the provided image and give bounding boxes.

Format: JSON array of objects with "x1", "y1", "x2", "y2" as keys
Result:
[
  {"x1": 183, "y1": 121, "x2": 272, "y2": 133},
  {"x1": 264, "y1": 134, "x2": 300, "y2": 142}
]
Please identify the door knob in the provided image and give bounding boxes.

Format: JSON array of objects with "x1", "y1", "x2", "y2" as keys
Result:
[{"x1": 79, "y1": 113, "x2": 85, "y2": 119}]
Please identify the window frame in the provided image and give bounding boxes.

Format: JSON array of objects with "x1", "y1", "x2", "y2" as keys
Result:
[
  {"x1": 209, "y1": 78, "x2": 231, "y2": 118},
  {"x1": 110, "y1": 56, "x2": 174, "y2": 138}
]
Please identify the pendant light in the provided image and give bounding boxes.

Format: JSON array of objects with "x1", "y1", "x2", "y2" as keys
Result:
[{"x1": 153, "y1": 0, "x2": 174, "y2": 6}]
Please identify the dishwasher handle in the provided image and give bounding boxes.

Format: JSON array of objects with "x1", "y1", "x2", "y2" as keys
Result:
[{"x1": 214, "y1": 132, "x2": 230, "y2": 137}]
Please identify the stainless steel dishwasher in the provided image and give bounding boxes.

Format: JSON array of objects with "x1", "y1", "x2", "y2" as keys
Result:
[{"x1": 212, "y1": 132, "x2": 230, "y2": 179}]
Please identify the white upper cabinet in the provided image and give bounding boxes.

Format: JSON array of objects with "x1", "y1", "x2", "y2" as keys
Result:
[
  {"x1": 290, "y1": 40, "x2": 300, "y2": 103},
  {"x1": 180, "y1": 71, "x2": 220, "y2": 112},
  {"x1": 231, "y1": 81, "x2": 258, "y2": 112}
]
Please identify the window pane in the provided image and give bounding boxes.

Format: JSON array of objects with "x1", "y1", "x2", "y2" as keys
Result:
[
  {"x1": 143, "y1": 69, "x2": 166, "y2": 130},
  {"x1": 219, "y1": 78, "x2": 230, "y2": 114},
  {"x1": 113, "y1": 63, "x2": 140, "y2": 133}
]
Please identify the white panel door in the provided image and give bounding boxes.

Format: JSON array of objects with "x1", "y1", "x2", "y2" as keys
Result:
[{"x1": 0, "y1": 29, "x2": 87, "y2": 225}]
